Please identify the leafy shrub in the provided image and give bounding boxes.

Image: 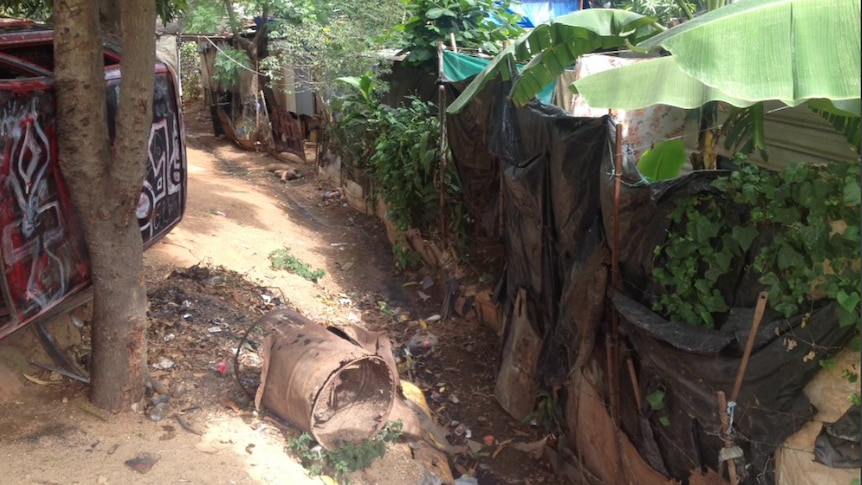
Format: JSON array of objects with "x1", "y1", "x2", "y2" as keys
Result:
[
  {"x1": 286, "y1": 421, "x2": 403, "y2": 483},
  {"x1": 212, "y1": 46, "x2": 251, "y2": 87},
  {"x1": 328, "y1": 73, "x2": 468, "y2": 256},
  {"x1": 395, "y1": 0, "x2": 524, "y2": 66},
  {"x1": 652, "y1": 160, "x2": 861, "y2": 328},
  {"x1": 269, "y1": 249, "x2": 326, "y2": 283}
]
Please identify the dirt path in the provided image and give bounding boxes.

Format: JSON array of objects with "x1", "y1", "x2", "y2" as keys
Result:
[{"x1": 0, "y1": 108, "x2": 554, "y2": 485}]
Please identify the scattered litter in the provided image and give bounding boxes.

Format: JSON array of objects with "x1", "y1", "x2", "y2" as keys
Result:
[
  {"x1": 512, "y1": 437, "x2": 549, "y2": 458},
  {"x1": 449, "y1": 394, "x2": 460, "y2": 404},
  {"x1": 466, "y1": 440, "x2": 483, "y2": 453},
  {"x1": 421, "y1": 275, "x2": 434, "y2": 290},
  {"x1": 260, "y1": 294, "x2": 274, "y2": 304},
  {"x1": 182, "y1": 313, "x2": 192, "y2": 320},
  {"x1": 417, "y1": 291, "x2": 431, "y2": 301},
  {"x1": 70, "y1": 315, "x2": 85, "y2": 329},
  {"x1": 181, "y1": 300, "x2": 193, "y2": 308},
  {"x1": 454, "y1": 476, "x2": 478, "y2": 485},
  {"x1": 340, "y1": 261, "x2": 355, "y2": 271},
  {"x1": 207, "y1": 326, "x2": 223, "y2": 334},
  {"x1": 124, "y1": 453, "x2": 161, "y2": 474},
  {"x1": 163, "y1": 333, "x2": 176, "y2": 342},
  {"x1": 425, "y1": 314, "x2": 442, "y2": 323},
  {"x1": 407, "y1": 331, "x2": 439, "y2": 354},
  {"x1": 174, "y1": 414, "x2": 203, "y2": 435},
  {"x1": 152, "y1": 358, "x2": 175, "y2": 370},
  {"x1": 23, "y1": 373, "x2": 57, "y2": 386},
  {"x1": 483, "y1": 435, "x2": 495, "y2": 447},
  {"x1": 148, "y1": 396, "x2": 171, "y2": 422},
  {"x1": 217, "y1": 361, "x2": 228, "y2": 375},
  {"x1": 338, "y1": 296, "x2": 352, "y2": 306},
  {"x1": 345, "y1": 312, "x2": 361, "y2": 323},
  {"x1": 330, "y1": 243, "x2": 347, "y2": 247},
  {"x1": 202, "y1": 276, "x2": 222, "y2": 286}
]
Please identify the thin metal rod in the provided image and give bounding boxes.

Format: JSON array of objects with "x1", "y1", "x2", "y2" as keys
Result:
[{"x1": 717, "y1": 390, "x2": 739, "y2": 484}]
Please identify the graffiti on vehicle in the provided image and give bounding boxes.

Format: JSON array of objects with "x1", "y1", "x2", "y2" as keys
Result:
[
  {"x1": 111, "y1": 73, "x2": 186, "y2": 244},
  {"x1": 0, "y1": 91, "x2": 90, "y2": 332}
]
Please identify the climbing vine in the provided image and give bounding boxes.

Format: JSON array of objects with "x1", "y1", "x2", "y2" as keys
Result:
[{"x1": 652, "y1": 160, "x2": 861, "y2": 328}]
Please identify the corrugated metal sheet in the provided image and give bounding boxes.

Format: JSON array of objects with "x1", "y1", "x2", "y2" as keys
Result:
[{"x1": 758, "y1": 102, "x2": 859, "y2": 168}]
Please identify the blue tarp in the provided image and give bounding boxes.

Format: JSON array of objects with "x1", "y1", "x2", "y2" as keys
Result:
[{"x1": 509, "y1": 0, "x2": 580, "y2": 28}]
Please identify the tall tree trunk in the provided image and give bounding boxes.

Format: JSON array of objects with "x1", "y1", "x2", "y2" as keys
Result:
[{"x1": 54, "y1": 0, "x2": 156, "y2": 411}]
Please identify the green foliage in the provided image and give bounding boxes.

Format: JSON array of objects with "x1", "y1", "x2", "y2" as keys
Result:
[
  {"x1": 329, "y1": 73, "x2": 468, "y2": 259},
  {"x1": 328, "y1": 72, "x2": 386, "y2": 170},
  {"x1": 809, "y1": 105, "x2": 861, "y2": 154},
  {"x1": 263, "y1": 0, "x2": 403, "y2": 92},
  {"x1": 0, "y1": 0, "x2": 185, "y2": 23},
  {"x1": 653, "y1": 161, "x2": 861, "y2": 328},
  {"x1": 212, "y1": 46, "x2": 251, "y2": 87},
  {"x1": 722, "y1": 103, "x2": 768, "y2": 161},
  {"x1": 393, "y1": 245, "x2": 422, "y2": 272},
  {"x1": 395, "y1": 0, "x2": 524, "y2": 66},
  {"x1": 368, "y1": 97, "x2": 447, "y2": 233},
  {"x1": 180, "y1": 0, "x2": 227, "y2": 34},
  {"x1": 645, "y1": 389, "x2": 671, "y2": 426},
  {"x1": 621, "y1": 0, "x2": 696, "y2": 25},
  {"x1": 286, "y1": 421, "x2": 403, "y2": 483},
  {"x1": 637, "y1": 140, "x2": 687, "y2": 181},
  {"x1": 179, "y1": 41, "x2": 203, "y2": 102},
  {"x1": 448, "y1": 9, "x2": 663, "y2": 113},
  {"x1": 524, "y1": 388, "x2": 563, "y2": 433},
  {"x1": 269, "y1": 249, "x2": 326, "y2": 283}
]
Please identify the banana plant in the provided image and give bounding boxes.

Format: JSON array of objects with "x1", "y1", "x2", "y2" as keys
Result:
[
  {"x1": 447, "y1": 9, "x2": 665, "y2": 113},
  {"x1": 571, "y1": 0, "x2": 860, "y2": 115}
]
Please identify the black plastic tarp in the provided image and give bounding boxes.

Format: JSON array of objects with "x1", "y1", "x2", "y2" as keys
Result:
[{"x1": 440, "y1": 71, "x2": 856, "y2": 484}]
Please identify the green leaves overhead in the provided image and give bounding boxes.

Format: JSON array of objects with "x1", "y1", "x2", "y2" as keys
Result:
[
  {"x1": 447, "y1": 9, "x2": 664, "y2": 113},
  {"x1": 636, "y1": 140, "x2": 686, "y2": 182},
  {"x1": 573, "y1": 0, "x2": 861, "y2": 114}
]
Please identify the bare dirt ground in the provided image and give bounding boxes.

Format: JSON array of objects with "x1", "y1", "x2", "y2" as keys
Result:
[{"x1": 0, "y1": 105, "x2": 556, "y2": 485}]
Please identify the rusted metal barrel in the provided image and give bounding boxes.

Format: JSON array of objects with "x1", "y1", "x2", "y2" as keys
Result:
[{"x1": 254, "y1": 310, "x2": 397, "y2": 450}]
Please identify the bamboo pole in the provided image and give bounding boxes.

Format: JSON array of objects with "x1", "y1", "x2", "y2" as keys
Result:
[
  {"x1": 608, "y1": 122, "x2": 623, "y2": 426},
  {"x1": 731, "y1": 292, "x2": 769, "y2": 403}
]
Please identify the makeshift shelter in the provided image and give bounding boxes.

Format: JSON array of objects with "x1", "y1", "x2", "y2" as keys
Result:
[
  {"x1": 185, "y1": 29, "x2": 308, "y2": 156},
  {"x1": 431, "y1": 46, "x2": 860, "y2": 484}
]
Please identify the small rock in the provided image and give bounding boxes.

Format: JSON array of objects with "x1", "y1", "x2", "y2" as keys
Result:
[{"x1": 124, "y1": 453, "x2": 160, "y2": 474}]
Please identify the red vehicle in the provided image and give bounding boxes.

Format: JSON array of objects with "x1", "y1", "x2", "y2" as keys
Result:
[{"x1": 0, "y1": 18, "x2": 186, "y2": 340}]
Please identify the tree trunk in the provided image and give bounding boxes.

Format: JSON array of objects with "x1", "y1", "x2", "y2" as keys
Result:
[{"x1": 54, "y1": 0, "x2": 156, "y2": 411}]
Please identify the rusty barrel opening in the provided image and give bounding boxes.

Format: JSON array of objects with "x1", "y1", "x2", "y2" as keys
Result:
[
  {"x1": 255, "y1": 310, "x2": 397, "y2": 450},
  {"x1": 310, "y1": 355, "x2": 395, "y2": 447}
]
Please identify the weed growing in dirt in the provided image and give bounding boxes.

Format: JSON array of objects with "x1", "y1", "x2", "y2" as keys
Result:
[
  {"x1": 269, "y1": 249, "x2": 326, "y2": 283},
  {"x1": 524, "y1": 388, "x2": 563, "y2": 434},
  {"x1": 286, "y1": 421, "x2": 403, "y2": 483}
]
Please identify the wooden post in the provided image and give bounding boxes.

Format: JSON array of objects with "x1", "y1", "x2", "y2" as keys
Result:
[{"x1": 438, "y1": 42, "x2": 448, "y2": 243}]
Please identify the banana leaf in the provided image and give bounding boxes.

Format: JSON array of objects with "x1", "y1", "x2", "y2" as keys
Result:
[
  {"x1": 446, "y1": 9, "x2": 664, "y2": 114},
  {"x1": 573, "y1": 0, "x2": 860, "y2": 114}
]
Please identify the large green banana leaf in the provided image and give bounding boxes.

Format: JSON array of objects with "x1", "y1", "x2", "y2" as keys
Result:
[
  {"x1": 573, "y1": 0, "x2": 860, "y2": 114},
  {"x1": 446, "y1": 9, "x2": 663, "y2": 114}
]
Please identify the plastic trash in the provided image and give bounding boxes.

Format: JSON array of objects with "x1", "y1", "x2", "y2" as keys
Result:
[{"x1": 407, "y1": 331, "x2": 438, "y2": 354}]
